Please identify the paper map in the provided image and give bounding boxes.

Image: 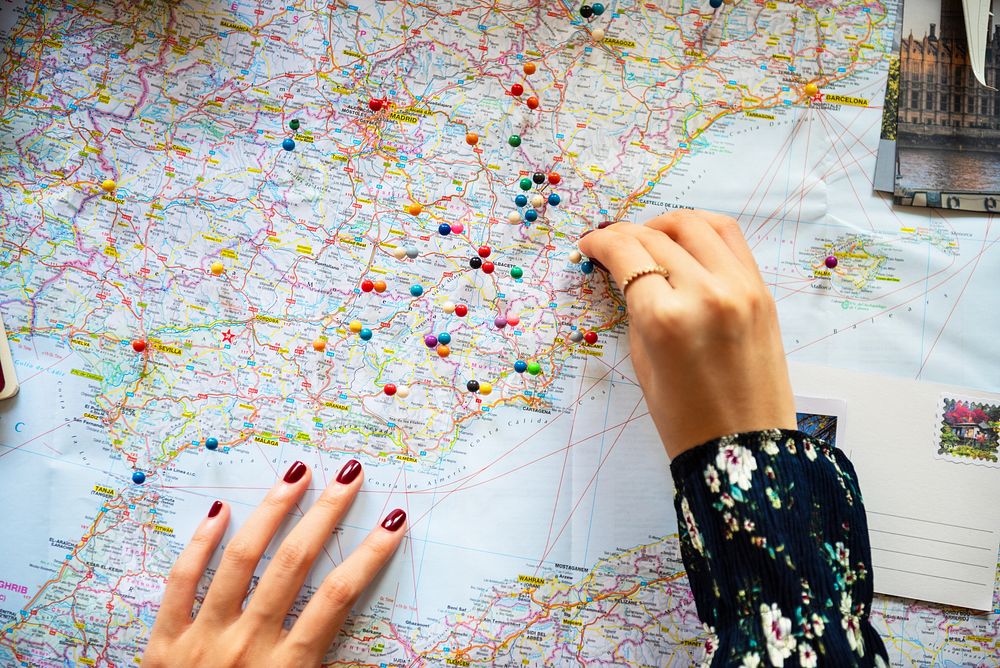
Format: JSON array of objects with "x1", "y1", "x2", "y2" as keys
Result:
[{"x1": 2, "y1": 1, "x2": 1000, "y2": 666}]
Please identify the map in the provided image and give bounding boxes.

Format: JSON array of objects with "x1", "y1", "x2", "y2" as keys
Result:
[{"x1": 1, "y1": 0, "x2": 999, "y2": 666}]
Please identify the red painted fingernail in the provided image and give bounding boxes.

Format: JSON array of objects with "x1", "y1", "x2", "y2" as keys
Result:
[
  {"x1": 597, "y1": 220, "x2": 616, "y2": 229},
  {"x1": 381, "y1": 508, "x2": 406, "y2": 532},
  {"x1": 283, "y1": 461, "x2": 307, "y2": 484},
  {"x1": 336, "y1": 459, "x2": 362, "y2": 485},
  {"x1": 579, "y1": 229, "x2": 594, "y2": 239},
  {"x1": 208, "y1": 500, "x2": 223, "y2": 518}
]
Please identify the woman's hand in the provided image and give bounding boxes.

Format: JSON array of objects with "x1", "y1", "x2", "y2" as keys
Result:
[
  {"x1": 144, "y1": 459, "x2": 407, "y2": 667},
  {"x1": 578, "y1": 211, "x2": 797, "y2": 458}
]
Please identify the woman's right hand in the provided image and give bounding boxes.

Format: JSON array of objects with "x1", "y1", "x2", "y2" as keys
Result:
[{"x1": 578, "y1": 211, "x2": 797, "y2": 459}]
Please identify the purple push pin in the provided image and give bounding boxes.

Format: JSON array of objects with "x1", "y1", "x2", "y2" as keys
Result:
[
  {"x1": 824, "y1": 255, "x2": 838, "y2": 269},
  {"x1": 424, "y1": 334, "x2": 438, "y2": 348},
  {"x1": 494, "y1": 315, "x2": 508, "y2": 329}
]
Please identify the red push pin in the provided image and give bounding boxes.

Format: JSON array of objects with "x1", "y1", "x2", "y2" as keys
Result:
[
  {"x1": 526, "y1": 96, "x2": 539, "y2": 110},
  {"x1": 384, "y1": 383, "x2": 397, "y2": 396},
  {"x1": 369, "y1": 98, "x2": 384, "y2": 112},
  {"x1": 583, "y1": 331, "x2": 598, "y2": 345},
  {"x1": 478, "y1": 245, "x2": 491, "y2": 258},
  {"x1": 548, "y1": 172, "x2": 561, "y2": 185},
  {"x1": 132, "y1": 339, "x2": 147, "y2": 353},
  {"x1": 361, "y1": 279, "x2": 374, "y2": 292},
  {"x1": 481, "y1": 261, "x2": 495, "y2": 274},
  {"x1": 454, "y1": 304, "x2": 468, "y2": 317},
  {"x1": 510, "y1": 83, "x2": 524, "y2": 97}
]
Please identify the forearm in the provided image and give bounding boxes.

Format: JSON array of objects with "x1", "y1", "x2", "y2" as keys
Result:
[{"x1": 670, "y1": 429, "x2": 888, "y2": 667}]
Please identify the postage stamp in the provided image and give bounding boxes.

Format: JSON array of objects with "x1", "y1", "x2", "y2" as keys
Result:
[{"x1": 935, "y1": 396, "x2": 1000, "y2": 467}]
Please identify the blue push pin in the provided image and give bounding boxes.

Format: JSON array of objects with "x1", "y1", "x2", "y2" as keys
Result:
[
  {"x1": 410, "y1": 284, "x2": 424, "y2": 297},
  {"x1": 524, "y1": 209, "x2": 538, "y2": 222},
  {"x1": 359, "y1": 328, "x2": 373, "y2": 340},
  {"x1": 438, "y1": 223, "x2": 451, "y2": 236},
  {"x1": 514, "y1": 194, "x2": 528, "y2": 207},
  {"x1": 709, "y1": 0, "x2": 722, "y2": 6},
  {"x1": 438, "y1": 331, "x2": 452, "y2": 345},
  {"x1": 592, "y1": 2, "x2": 606, "y2": 15},
  {"x1": 205, "y1": 437, "x2": 219, "y2": 451},
  {"x1": 132, "y1": 471, "x2": 146, "y2": 484},
  {"x1": 282, "y1": 138, "x2": 295, "y2": 151},
  {"x1": 581, "y1": 260, "x2": 595, "y2": 274},
  {"x1": 548, "y1": 193, "x2": 561, "y2": 206},
  {"x1": 514, "y1": 360, "x2": 527, "y2": 373}
]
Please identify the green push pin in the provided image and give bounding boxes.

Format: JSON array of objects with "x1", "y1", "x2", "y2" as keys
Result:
[
  {"x1": 508, "y1": 134, "x2": 522, "y2": 147},
  {"x1": 511, "y1": 266, "x2": 523, "y2": 279},
  {"x1": 289, "y1": 119, "x2": 300, "y2": 131},
  {"x1": 527, "y1": 361, "x2": 542, "y2": 376},
  {"x1": 519, "y1": 177, "x2": 532, "y2": 191}
]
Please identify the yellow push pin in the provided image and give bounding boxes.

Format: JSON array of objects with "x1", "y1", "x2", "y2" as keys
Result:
[
  {"x1": 312, "y1": 338, "x2": 326, "y2": 352},
  {"x1": 348, "y1": 320, "x2": 363, "y2": 333},
  {"x1": 804, "y1": 82, "x2": 819, "y2": 98},
  {"x1": 407, "y1": 202, "x2": 423, "y2": 216},
  {"x1": 479, "y1": 381, "x2": 493, "y2": 396},
  {"x1": 101, "y1": 179, "x2": 117, "y2": 193},
  {"x1": 210, "y1": 261, "x2": 225, "y2": 276}
]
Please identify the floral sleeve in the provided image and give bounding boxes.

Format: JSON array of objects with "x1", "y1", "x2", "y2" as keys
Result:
[{"x1": 670, "y1": 429, "x2": 889, "y2": 667}]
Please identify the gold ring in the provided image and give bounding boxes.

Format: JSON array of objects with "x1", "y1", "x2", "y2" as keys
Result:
[{"x1": 621, "y1": 265, "x2": 670, "y2": 294}]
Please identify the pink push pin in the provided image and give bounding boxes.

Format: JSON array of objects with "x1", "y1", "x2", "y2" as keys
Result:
[
  {"x1": 494, "y1": 315, "x2": 507, "y2": 329},
  {"x1": 451, "y1": 222, "x2": 464, "y2": 234},
  {"x1": 825, "y1": 255, "x2": 838, "y2": 269}
]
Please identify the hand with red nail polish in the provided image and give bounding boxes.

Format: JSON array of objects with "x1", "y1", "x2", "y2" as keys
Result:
[{"x1": 145, "y1": 459, "x2": 407, "y2": 667}]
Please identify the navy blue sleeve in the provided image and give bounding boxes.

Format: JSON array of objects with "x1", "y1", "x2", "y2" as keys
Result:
[{"x1": 670, "y1": 429, "x2": 889, "y2": 667}]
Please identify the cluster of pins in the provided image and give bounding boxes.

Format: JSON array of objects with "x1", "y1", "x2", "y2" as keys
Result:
[
  {"x1": 579, "y1": 3, "x2": 607, "y2": 41},
  {"x1": 509, "y1": 172, "x2": 561, "y2": 225}
]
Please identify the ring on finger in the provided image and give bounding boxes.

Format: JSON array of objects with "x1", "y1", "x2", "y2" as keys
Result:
[{"x1": 621, "y1": 265, "x2": 671, "y2": 295}]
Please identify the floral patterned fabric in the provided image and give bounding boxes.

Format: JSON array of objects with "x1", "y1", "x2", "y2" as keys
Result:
[{"x1": 670, "y1": 429, "x2": 889, "y2": 667}]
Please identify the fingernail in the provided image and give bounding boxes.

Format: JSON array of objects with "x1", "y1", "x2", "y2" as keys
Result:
[
  {"x1": 381, "y1": 508, "x2": 407, "y2": 532},
  {"x1": 283, "y1": 461, "x2": 307, "y2": 484},
  {"x1": 579, "y1": 229, "x2": 594, "y2": 239},
  {"x1": 208, "y1": 500, "x2": 223, "y2": 518},
  {"x1": 336, "y1": 459, "x2": 362, "y2": 485},
  {"x1": 591, "y1": 258, "x2": 608, "y2": 272}
]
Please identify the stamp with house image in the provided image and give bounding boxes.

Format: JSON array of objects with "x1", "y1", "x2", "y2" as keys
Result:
[{"x1": 936, "y1": 396, "x2": 1000, "y2": 465}]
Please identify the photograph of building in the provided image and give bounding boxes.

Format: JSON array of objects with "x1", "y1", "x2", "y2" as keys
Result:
[{"x1": 895, "y1": 0, "x2": 1000, "y2": 210}]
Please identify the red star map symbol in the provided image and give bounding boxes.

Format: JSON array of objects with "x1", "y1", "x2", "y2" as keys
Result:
[{"x1": 221, "y1": 329, "x2": 236, "y2": 343}]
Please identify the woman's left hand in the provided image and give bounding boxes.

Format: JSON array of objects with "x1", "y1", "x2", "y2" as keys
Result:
[{"x1": 144, "y1": 459, "x2": 407, "y2": 667}]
